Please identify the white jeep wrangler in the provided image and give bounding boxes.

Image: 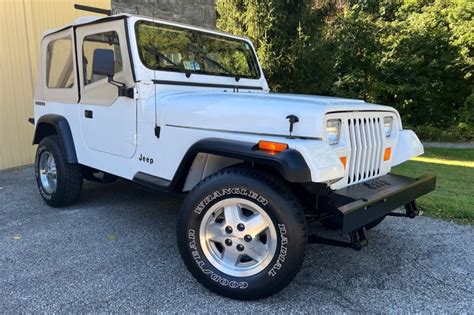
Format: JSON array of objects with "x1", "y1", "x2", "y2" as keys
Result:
[{"x1": 31, "y1": 9, "x2": 436, "y2": 300}]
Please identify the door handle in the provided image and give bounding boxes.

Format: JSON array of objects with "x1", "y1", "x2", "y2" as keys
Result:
[{"x1": 84, "y1": 110, "x2": 93, "y2": 119}]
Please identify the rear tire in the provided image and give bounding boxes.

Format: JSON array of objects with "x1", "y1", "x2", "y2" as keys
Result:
[
  {"x1": 35, "y1": 136, "x2": 83, "y2": 207},
  {"x1": 177, "y1": 168, "x2": 306, "y2": 300}
]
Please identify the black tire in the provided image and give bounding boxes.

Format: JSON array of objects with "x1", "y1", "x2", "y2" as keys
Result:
[
  {"x1": 365, "y1": 216, "x2": 386, "y2": 230},
  {"x1": 177, "y1": 168, "x2": 306, "y2": 300},
  {"x1": 35, "y1": 135, "x2": 83, "y2": 207}
]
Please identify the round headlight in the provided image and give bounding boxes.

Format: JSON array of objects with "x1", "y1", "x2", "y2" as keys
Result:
[
  {"x1": 326, "y1": 119, "x2": 341, "y2": 145},
  {"x1": 384, "y1": 117, "x2": 393, "y2": 137}
]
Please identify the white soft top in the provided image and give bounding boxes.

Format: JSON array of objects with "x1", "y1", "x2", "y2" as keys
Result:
[{"x1": 42, "y1": 13, "x2": 130, "y2": 37}]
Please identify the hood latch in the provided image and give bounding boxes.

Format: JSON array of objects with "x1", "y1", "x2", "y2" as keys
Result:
[{"x1": 286, "y1": 115, "x2": 300, "y2": 138}]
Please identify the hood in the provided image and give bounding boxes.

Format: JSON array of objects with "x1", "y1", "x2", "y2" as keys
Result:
[{"x1": 159, "y1": 91, "x2": 396, "y2": 138}]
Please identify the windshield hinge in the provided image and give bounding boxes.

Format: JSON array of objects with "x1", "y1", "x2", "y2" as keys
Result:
[{"x1": 154, "y1": 126, "x2": 161, "y2": 138}]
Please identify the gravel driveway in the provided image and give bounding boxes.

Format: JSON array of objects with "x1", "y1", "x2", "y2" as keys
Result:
[{"x1": 1, "y1": 166, "x2": 473, "y2": 313}]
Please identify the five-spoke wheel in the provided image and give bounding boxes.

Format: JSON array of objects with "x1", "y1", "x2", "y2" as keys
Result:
[
  {"x1": 200, "y1": 198, "x2": 277, "y2": 277},
  {"x1": 38, "y1": 151, "x2": 57, "y2": 195}
]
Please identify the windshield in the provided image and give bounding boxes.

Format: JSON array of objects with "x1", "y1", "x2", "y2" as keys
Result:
[{"x1": 135, "y1": 21, "x2": 261, "y2": 79}]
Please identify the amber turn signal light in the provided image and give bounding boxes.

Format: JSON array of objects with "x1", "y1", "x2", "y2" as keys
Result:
[
  {"x1": 258, "y1": 141, "x2": 289, "y2": 153},
  {"x1": 384, "y1": 147, "x2": 392, "y2": 161},
  {"x1": 340, "y1": 156, "x2": 347, "y2": 169}
]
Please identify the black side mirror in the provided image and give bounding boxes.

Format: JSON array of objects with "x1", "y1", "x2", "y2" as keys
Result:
[
  {"x1": 92, "y1": 48, "x2": 132, "y2": 97},
  {"x1": 92, "y1": 49, "x2": 115, "y2": 78}
]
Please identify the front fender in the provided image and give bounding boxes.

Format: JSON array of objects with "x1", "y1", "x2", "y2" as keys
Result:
[
  {"x1": 289, "y1": 140, "x2": 345, "y2": 184},
  {"x1": 171, "y1": 138, "x2": 312, "y2": 192},
  {"x1": 392, "y1": 130, "x2": 424, "y2": 167}
]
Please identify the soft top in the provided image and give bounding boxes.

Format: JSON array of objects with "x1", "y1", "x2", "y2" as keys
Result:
[{"x1": 42, "y1": 14, "x2": 130, "y2": 37}]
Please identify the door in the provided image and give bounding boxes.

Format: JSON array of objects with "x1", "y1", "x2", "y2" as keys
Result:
[{"x1": 76, "y1": 20, "x2": 136, "y2": 158}]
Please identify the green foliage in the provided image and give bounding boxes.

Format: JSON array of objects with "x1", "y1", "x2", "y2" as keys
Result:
[
  {"x1": 216, "y1": 0, "x2": 473, "y2": 131},
  {"x1": 329, "y1": 8, "x2": 382, "y2": 101},
  {"x1": 374, "y1": 0, "x2": 473, "y2": 127},
  {"x1": 217, "y1": 0, "x2": 335, "y2": 93},
  {"x1": 411, "y1": 123, "x2": 474, "y2": 142}
]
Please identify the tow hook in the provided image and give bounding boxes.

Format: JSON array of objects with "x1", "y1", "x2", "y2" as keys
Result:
[
  {"x1": 387, "y1": 201, "x2": 420, "y2": 218},
  {"x1": 349, "y1": 227, "x2": 368, "y2": 250},
  {"x1": 405, "y1": 201, "x2": 419, "y2": 218}
]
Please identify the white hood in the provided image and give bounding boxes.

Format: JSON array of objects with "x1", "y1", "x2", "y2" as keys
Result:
[{"x1": 159, "y1": 91, "x2": 397, "y2": 138}]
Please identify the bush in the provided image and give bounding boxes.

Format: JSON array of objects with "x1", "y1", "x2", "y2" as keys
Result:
[{"x1": 411, "y1": 123, "x2": 474, "y2": 142}]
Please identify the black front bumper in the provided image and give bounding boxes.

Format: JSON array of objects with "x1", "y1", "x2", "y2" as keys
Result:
[{"x1": 330, "y1": 174, "x2": 436, "y2": 234}]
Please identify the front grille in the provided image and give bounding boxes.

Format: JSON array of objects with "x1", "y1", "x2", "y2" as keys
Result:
[{"x1": 347, "y1": 116, "x2": 384, "y2": 185}]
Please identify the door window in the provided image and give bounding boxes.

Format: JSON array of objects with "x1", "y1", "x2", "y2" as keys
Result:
[{"x1": 82, "y1": 31, "x2": 123, "y2": 85}]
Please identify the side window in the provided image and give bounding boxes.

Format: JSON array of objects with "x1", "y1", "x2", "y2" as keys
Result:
[
  {"x1": 46, "y1": 36, "x2": 74, "y2": 88},
  {"x1": 82, "y1": 31, "x2": 123, "y2": 85}
]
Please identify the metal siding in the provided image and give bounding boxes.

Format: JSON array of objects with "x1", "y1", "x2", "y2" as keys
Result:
[{"x1": 0, "y1": 0, "x2": 110, "y2": 170}]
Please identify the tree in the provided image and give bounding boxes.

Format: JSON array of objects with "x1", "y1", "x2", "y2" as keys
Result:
[{"x1": 216, "y1": 0, "x2": 336, "y2": 93}]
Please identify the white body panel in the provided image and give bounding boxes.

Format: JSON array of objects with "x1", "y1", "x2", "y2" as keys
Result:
[
  {"x1": 392, "y1": 130, "x2": 424, "y2": 167},
  {"x1": 34, "y1": 14, "x2": 424, "y2": 192},
  {"x1": 159, "y1": 91, "x2": 394, "y2": 139},
  {"x1": 75, "y1": 19, "x2": 137, "y2": 158}
]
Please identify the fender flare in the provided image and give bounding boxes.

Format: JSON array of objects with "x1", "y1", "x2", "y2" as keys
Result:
[
  {"x1": 32, "y1": 114, "x2": 78, "y2": 164},
  {"x1": 170, "y1": 138, "x2": 312, "y2": 192}
]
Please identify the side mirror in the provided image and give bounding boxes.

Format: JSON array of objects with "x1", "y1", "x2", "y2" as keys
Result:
[
  {"x1": 92, "y1": 49, "x2": 115, "y2": 78},
  {"x1": 92, "y1": 49, "x2": 132, "y2": 97}
]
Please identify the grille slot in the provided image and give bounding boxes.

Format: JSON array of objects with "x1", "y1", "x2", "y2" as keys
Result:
[{"x1": 347, "y1": 116, "x2": 384, "y2": 185}]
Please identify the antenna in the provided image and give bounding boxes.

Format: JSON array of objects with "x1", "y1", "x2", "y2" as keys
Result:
[
  {"x1": 74, "y1": 4, "x2": 112, "y2": 16},
  {"x1": 153, "y1": 8, "x2": 158, "y2": 133}
]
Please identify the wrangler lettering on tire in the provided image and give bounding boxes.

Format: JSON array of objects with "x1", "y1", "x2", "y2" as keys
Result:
[{"x1": 177, "y1": 168, "x2": 306, "y2": 300}]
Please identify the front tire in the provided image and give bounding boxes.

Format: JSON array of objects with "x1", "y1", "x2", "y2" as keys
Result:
[
  {"x1": 177, "y1": 168, "x2": 306, "y2": 300},
  {"x1": 35, "y1": 136, "x2": 83, "y2": 207}
]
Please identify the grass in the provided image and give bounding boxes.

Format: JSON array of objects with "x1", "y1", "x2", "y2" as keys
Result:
[{"x1": 392, "y1": 147, "x2": 474, "y2": 225}]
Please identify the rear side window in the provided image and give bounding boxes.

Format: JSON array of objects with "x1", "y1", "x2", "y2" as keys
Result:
[
  {"x1": 46, "y1": 36, "x2": 74, "y2": 88},
  {"x1": 82, "y1": 31, "x2": 123, "y2": 85}
]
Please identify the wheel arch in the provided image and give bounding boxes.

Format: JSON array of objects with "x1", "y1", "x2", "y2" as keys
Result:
[
  {"x1": 172, "y1": 138, "x2": 312, "y2": 193},
  {"x1": 33, "y1": 114, "x2": 78, "y2": 164}
]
